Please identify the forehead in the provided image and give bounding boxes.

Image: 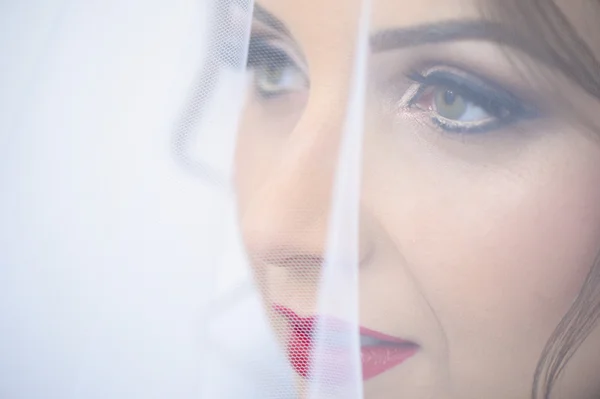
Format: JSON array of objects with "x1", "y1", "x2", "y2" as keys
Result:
[{"x1": 255, "y1": 0, "x2": 482, "y2": 33}]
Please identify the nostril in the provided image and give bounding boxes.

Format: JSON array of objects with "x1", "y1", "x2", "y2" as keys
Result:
[
  {"x1": 249, "y1": 244, "x2": 325, "y2": 269},
  {"x1": 277, "y1": 254, "x2": 325, "y2": 268},
  {"x1": 250, "y1": 243, "x2": 373, "y2": 271}
]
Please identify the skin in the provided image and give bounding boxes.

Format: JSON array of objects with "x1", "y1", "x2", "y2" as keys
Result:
[{"x1": 233, "y1": 0, "x2": 600, "y2": 397}]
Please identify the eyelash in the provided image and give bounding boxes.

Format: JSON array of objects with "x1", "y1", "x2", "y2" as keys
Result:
[
  {"x1": 402, "y1": 69, "x2": 536, "y2": 133},
  {"x1": 247, "y1": 38, "x2": 292, "y2": 70},
  {"x1": 245, "y1": 37, "x2": 537, "y2": 133}
]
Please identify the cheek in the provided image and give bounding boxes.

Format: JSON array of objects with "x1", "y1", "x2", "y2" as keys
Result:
[
  {"x1": 415, "y1": 179, "x2": 600, "y2": 330},
  {"x1": 234, "y1": 109, "x2": 282, "y2": 208},
  {"x1": 367, "y1": 131, "x2": 600, "y2": 369},
  {"x1": 234, "y1": 98, "x2": 306, "y2": 209}
]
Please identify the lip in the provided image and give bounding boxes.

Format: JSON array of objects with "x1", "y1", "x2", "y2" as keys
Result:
[{"x1": 273, "y1": 305, "x2": 418, "y2": 381}]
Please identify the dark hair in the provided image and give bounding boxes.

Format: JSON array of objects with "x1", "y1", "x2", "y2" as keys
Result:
[{"x1": 481, "y1": 2, "x2": 600, "y2": 398}]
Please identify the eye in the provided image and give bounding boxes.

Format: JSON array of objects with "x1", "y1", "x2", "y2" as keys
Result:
[
  {"x1": 254, "y1": 60, "x2": 306, "y2": 98},
  {"x1": 405, "y1": 69, "x2": 536, "y2": 133},
  {"x1": 247, "y1": 37, "x2": 308, "y2": 99}
]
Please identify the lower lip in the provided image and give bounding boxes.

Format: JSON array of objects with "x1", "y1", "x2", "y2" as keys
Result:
[
  {"x1": 360, "y1": 343, "x2": 418, "y2": 380},
  {"x1": 274, "y1": 306, "x2": 418, "y2": 381}
]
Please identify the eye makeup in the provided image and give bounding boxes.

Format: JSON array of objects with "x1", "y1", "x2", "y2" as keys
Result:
[{"x1": 399, "y1": 66, "x2": 539, "y2": 133}]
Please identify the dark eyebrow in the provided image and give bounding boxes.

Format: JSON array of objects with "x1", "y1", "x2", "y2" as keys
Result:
[
  {"x1": 252, "y1": 4, "x2": 291, "y2": 37},
  {"x1": 252, "y1": 5, "x2": 542, "y2": 62},
  {"x1": 371, "y1": 20, "x2": 532, "y2": 54}
]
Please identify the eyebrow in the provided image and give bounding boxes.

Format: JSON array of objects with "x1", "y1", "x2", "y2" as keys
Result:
[
  {"x1": 252, "y1": 4, "x2": 291, "y2": 37},
  {"x1": 371, "y1": 20, "x2": 526, "y2": 53},
  {"x1": 252, "y1": 4, "x2": 543, "y2": 61}
]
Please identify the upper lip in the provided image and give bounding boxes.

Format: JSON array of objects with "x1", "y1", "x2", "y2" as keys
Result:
[{"x1": 273, "y1": 304, "x2": 417, "y2": 346}]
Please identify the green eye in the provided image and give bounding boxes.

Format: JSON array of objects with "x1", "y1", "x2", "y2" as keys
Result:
[
  {"x1": 259, "y1": 63, "x2": 285, "y2": 87},
  {"x1": 406, "y1": 69, "x2": 537, "y2": 133},
  {"x1": 434, "y1": 88, "x2": 468, "y2": 120},
  {"x1": 254, "y1": 61, "x2": 305, "y2": 97},
  {"x1": 247, "y1": 38, "x2": 307, "y2": 99}
]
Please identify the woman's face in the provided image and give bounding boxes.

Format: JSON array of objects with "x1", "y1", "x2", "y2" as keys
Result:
[{"x1": 234, "y1": 0, "x2": 600, "y2": 397}]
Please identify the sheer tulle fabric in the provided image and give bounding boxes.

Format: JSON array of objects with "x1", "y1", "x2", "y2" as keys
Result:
[{"x1": 0, "y1": 1, "x2": 369, "y2": 398}]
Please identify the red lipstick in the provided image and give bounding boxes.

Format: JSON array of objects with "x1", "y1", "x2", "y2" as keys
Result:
[{"x1": 274, "y1": 305, "x2": 418, "y2": 381}]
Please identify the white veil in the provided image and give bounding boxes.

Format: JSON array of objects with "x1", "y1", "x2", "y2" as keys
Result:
[
  {"x1": 0, "y1": 0, "x2": 370, "y2": 398},
  {"x1": 6, "y1": 1, "x2": 598, "y2": 399}
]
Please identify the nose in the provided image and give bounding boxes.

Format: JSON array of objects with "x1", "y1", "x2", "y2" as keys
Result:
[{"x1": 238, "y1": 99, "x2": 371, "y2": 270}]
